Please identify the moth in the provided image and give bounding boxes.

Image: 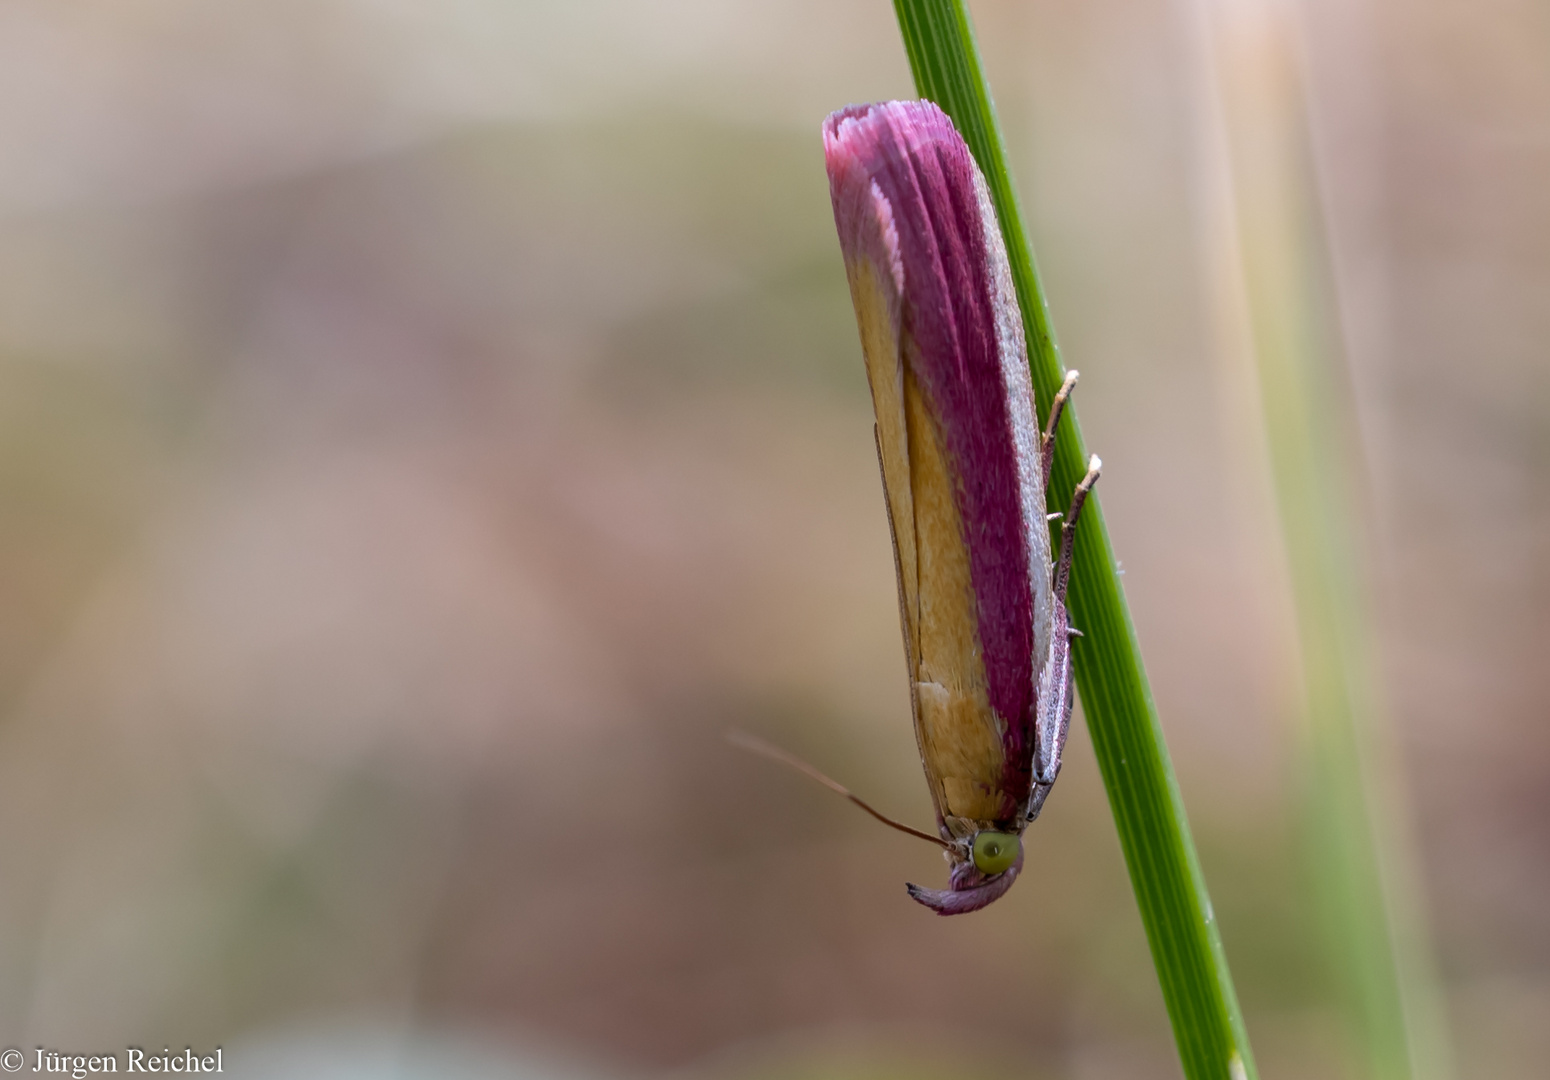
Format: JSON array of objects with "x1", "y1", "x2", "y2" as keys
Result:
[{"x1": 736, "y1": 100, "x2": 1100, "y2": 916}]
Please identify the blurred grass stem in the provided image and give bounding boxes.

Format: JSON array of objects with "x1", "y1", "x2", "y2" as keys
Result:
[
  {"x1": 890, "y1": 3, "x2": 1258, "y2": 1078},
  {"x1": 1195, "y1": 1, "x2": 1454, "y2": 1078}
]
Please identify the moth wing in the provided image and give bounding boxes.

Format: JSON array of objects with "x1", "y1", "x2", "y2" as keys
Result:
[
  {"x1": 873, "y1": 424, "x2": 941, "y2": 831},
  {"x1": 969, "y1": 164, "x2": 1054, "y2": 672},
  {"x1": 844, "y1": 209, "x2": 946, "y2": 831},
  {"x1": 836, "y1": 179, "x2": 921, "y2": 675}
]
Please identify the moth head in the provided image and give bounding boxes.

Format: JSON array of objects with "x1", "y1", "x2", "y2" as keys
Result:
[{"x1": 906, "y1": 828, "x2": 1025, "y2": 915}]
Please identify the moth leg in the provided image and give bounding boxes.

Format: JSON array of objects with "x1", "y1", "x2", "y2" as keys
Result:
[
  {"x1": 1053, "y1": 455, "x2": 1101, "y2": 609},
  {"x1": 1029, "y1": 455, "x2": 1102, "y2": 822},
  {"x1": 1027, "y1": 631, "x2": 1073, "y2": 822},
  {"x1": 1039, "y1": 369, "x2": 1080, "y2": 488}
]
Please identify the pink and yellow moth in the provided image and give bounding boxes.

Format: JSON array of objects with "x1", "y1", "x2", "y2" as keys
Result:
[{"x1": 737, "y1": 100, "x2": 1100, "y2": 916}]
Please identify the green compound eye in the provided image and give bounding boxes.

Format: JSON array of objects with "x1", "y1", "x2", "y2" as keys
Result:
[{"x1": 971, "y1": 831, "x2": 1020, "y2": 875}]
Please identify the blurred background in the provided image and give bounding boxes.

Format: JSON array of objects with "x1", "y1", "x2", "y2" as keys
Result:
[{"x1": 0, "y1": 1, "x2": 1544, "y2": 1078}]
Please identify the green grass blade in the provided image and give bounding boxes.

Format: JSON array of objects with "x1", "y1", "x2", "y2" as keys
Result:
[
  {"x1": 1203, "y1": 6, "x2": 1453, "y2": 1078},
  {"x1": 890, "y1": 4, "x2": 1258, "y2": 1079}
]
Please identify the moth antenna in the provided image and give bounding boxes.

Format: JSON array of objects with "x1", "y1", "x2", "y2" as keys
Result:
[{"x1": 726, "y1": 730, "x2": 951, "y2": 850}]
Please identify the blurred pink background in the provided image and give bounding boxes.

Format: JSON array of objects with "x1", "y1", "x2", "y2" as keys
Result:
[{"x1": 0, "y1": 1, "x2": 1543, "y2": 1078}]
